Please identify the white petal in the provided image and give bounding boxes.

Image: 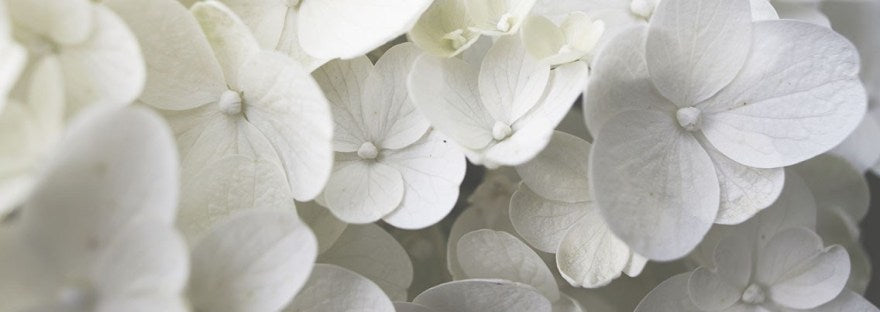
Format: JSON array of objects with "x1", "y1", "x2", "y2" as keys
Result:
[
  {"x1": 106, "y1": 0, "x2": 226, "y2": 111},
  {"x1": 408, "y1": 0, "x2": 480, "y2": 58},
  {"x1": 758, "y1": 228, "x2": 849, "y2": 309},
  {"x1": 447, "y1": 196, "x2": 519, "y2": 279},
  {"x1": 218, "y1": 0, "x2": 287, "y2": 51},
  {"x1": 831, "y1": 113, "x2": 880, "y2": 172},
  {"x1": 239, "y1": 51, "x2": 334, "y2": 201},
  {"x1": 479, "y1": 35, "x2": 550, "y2": 124},
  {"x1": 297, "y1": 0, "x2": 432, "y2": 59},
  {"x1": 324, "y1": 160, "x2": 404, "y2": 224},
  {"x1": 413, "y1": 279, "x2": 552, "y2": 312},
  {"x1": 456, "y1": 230, "x2": 560, "y2": 301},
  {"x1": 191, "y1": 1, "x2": 260, "y2": 90},
  {"x1": 381, "y1": 131, "x2": 466, "y2": 229},
  {"x1": 811, "y1": 290, "x2": 880, "y2": 312},
  {"x1": 465, "y1": 0, "x2": 537, "y2": 35},
  {"x1": 395, "y1": 302, "x2": 439, "y2": 312},
  {"x1": 7, "y1": 0, "x2": 92, "y2": 45},
  {"x1": 516, "y1": 131, "x2": 590, "y2": 203},
  {"x1": 0, "y1": 0, "x2": 25, "y2": 113},
  {"x1": 521, "y1": 14, "x2": 566, "y2": 61},
  {"x1": 284, "y1": 264, "x2": 395, "y2": 312},
  {"x1": 189, "y1": 210, "x2": 317, "y2": 312},
  {"x1": 634, "y1": 273, "x2": 702, "y2": 312},
  {"x1": 646, "y1": 0, "x2": 752, "y2": 106},
  {"x1": 686, "y1": 233, "x2": 754, "y2": 311},
  {"x1": 590, "y1": 109, "x2": 719, "y2": 261},
  {"x1": 509, "y1": 184, "x2": 588, "y2": 253},
  {"x1": 297, "y1": 201, "x2": 347, "y2": 254},
  {"x1": 557, "y1": 208, "x2": 631, "y2": 288},
  {"x1": 276, "y1": 10, "x2": 330, "y2": 72},
  {"x1": 22, "y1": 106, "x2": 178, "y2": 267},
  {"x1": 59, "y1": 5, "x2": 145, "y2": 111},
  {"x1": 748, "y1": 170, "x2": 818, "y2": 249},
  {"x1": 622, "y1": 253, "x2": 648, "y2": 277},
  {"x1": 775, "y1": 2, "x2": 830, "y2": 27},
  {"x1": 318, "y1": 224, "x2": 413, "y2": 301},
  {"x1": 362, "y1": 43, "x2": 431, "y2": 149},
  {"x1": 553, "y1": 293, "x2": 585, "y2": 312},
  {"x1": 408, "y1": 55, "x2": 495, "y2": 150},
  {"x1": 686, "y1": 267, "x2": 741, "y2": 311},
  {"x1": 313, "y1": 56, "x2": 372, "y2": 152},
  {"x1": 700, "y1": 20, "x2": 866, "y2": 168},
  {"x1": 583, "y1": 25, "x2": 674, "y2": 136},
  {"x1": 703, "y1": 143, "x2": 784, "y2": 225},
  {"x1": 794, "y1": 154, "x2": 870, "y2": 223},
  {"x1": 750, "y1": 0, "x2": 779, "y2": 21}
]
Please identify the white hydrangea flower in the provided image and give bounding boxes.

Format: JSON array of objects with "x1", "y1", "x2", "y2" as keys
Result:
[
  {"x1": 312, "y1": 43, "x2": 466, "y2": 228},
  {"x1": 584, "y1": 0, "x2": 865, "y2": 260},
  {"x1": 284, "y1": 263, "x2": 396, "y2": 312},
  {"x1": 636, "y1": 225, "x2": 875, "y2": 312},
  {"x1": 409, "y1": 35, "x2": 589, "y2": 168},
  {"x1": 454, "y1": 229, "x2": 586, "y2": 312},
  {"x1": 106, "y1": 0, "x2": 334, "y2": 239},
  {"x1": 531, "y1": 0, "x2": 650, "y2": 48},
  {"x1": 511, "y1": 131, "x2": 646, "y2": 288},
  {"x1": 7, "y1": 0, "x2": 145, "y2": 112},
  {"x1": 403, "y1": 279, "x2": 554, "y2": 312},
  {"x1": 0, "y1": 0, "x2": 25, "y2": 112},
  {"x1": 217, "y1": 0, "x2": 431, "y2": 71},
  {"x1": 187, "y1": 209, "x2": 318, "y2": 312},
  {"x1": 0, "y1": 107, "x2": 188, "y2": 312},
  {"x1": 520, "y1": 12, "x2": 605, "y2": 66}
]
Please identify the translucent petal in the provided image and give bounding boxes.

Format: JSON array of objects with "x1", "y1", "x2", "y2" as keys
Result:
[
  {"x1": 284, "y1": 264, "x2": 395, "y2": 312},
  {"x1": 413, "y1": 279, "x2": 552, "y2": 312},
  {"x1": 324, "y1": 160, "x2": 405, "y2": 224}
]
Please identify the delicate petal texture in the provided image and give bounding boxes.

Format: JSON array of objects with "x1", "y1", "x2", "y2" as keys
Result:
[
  {"x1": 297, "y1": 0, "x2": 431, "y2": 59},
  {"x1": 284, "y1": 264, "x2": 395, "y2": 312},
  {"x1": 191, "y1": 1, "x2": 260, "y2": 90},
  {"x1": 297, "y1": 201, "x2": 347, "y2": 254},
  {"x1": 584, "y1": 26, "x2": 674, "y2": 135},
  {"x1": 686, "y1": 267, "x2": 741, "y2": 311},
  {"x1": 382, "y1": 131, "x2": 466, "y2": 229},
  {"x1": 557, "y1": 208, "x2": 631, "y2": 288},
  {"x1": 479, "y1": 35, "x2": 550, "y2": 124},
  {"x1": 465, "y1": 0, "x2": 537, "y2": 35},
  {"x1": 509, "y1": 185, "x2": 588, "y2": 253},
  {"x1": 22, "y1": 107, "x2": 179, "y2": 268},
  {"x1": 413, "y1": 279, "x2": 552, "y2": 312},
  {"x1": 590, "y1": 110, "x2": 719, "y2": 261},
  {"x1": 324, "y1": 160, "x2": 405, "y2": 223},
  {"x1": 59, "y1": 5, "x2": 145, "y2": 111},
  {"x1": 623, "y1": 253, "x2": 648, "y2": 277},
  {"x1": 646, "y1": 0, "x2": 752, "y2": 106},
  {"x1": 239, "y1": 51, "x2": 334, "y2": 201},
  {"x1": 408, "y1": 0, "x2": 480, "y2": 58},
  {"x1": 812, "y1": 290, "x2": 880, "y2": 312},
  {"x1": 313, "y1": 56, "x2": 372, "y2": 152},
  {"x1": 700, "y1": 20, "x2": 866, "y2": 168},
  {"x1": 409, "y1": 55, "x2": 494, "y2": 150},
  {"x1": 756, "y1": 228, "x2": 849, "y2": 309},
  {"x1": 794, "y1": 154, "x2": 869, "y2": 223},
  {"x1": 634, "y1": 273, "x2": 702, "y2": 312},
  {"x1": 516, "y1": 131, "x2": 590, "y2": 203},
  {"x1": 189, "y1": 210, "x2": 317, "y2": 312},
  {"x1": 106, "y1": 0, "x2": 226, "y2": 110},
  {"x1": 456, "y1": 230, "x2": 560, "y2": 301},
  {"x1": 752, "y1": 170, "x2": 817, "y2": 249},
  {"x1": 362, "y1": 43, "x2": 430, "y2": 149},
  {"x1": 318, "y1": 224, "x2": 414, "y2": 301},
  {"x1": 703, "y1": 143, "x2": 784, "y2": 225}
]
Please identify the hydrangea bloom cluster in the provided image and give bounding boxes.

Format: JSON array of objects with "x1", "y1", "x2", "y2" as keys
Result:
[{"x1": 0, "y1": 0, "x2": 879, "y2": 311}]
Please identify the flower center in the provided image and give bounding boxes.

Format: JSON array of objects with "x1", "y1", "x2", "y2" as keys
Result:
[
  {"x1": 675, "y1": 107, "x2": 701, "y2": 131},
  {"x1": 443, "y1": 29, "x2": 470, "y2": 50},
  {"x1": 218, "y1": 90, "x2": 242, "y2": 116},
  {"x1": 496, "y1": 13, "x2": 516, "y2": 32},
  {"x1": 741, "y1": 283, "x2": 766, "y2": 304},
  {"x1": 357, "y1": 142, "x2": 379, "y2": 160},
  {"x1": 630, "y1": 0, "x2": 656, "y2": 18},
  {"x1": 492, "y1": 121, "x2": 512, "y2": 141}
]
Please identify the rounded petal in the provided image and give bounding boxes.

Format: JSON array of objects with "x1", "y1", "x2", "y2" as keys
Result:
[
  {"x1": 703, "y1": 144, "x2": 784, "y2": 225},
  {"x1": 312, "y1": 56, "x2": 372, "y2": 152},
  {"x1": 831, "y1": 113, "x2": 880, "y2": 173},
  {"x1": 318, "y1": 224, "x2": 414, "y2": 301},
  {"x1": 239, "y1": 51, "x2": 334, "y2": 201},
  {"x1": 219, "y1": 0, "x2": 287, "y2": 51},
  {"x1": 297, "y1": 0, "x2": 432, "y2": 59},
  {"x1": 7, "y1": 0, "x2": 92, "y2": 45},
  {"x1": 413, "y1": 279, "x2": 552, "y2": 312},
  {"x1": 646, "y1": 0, "x2": 752, "y2": 106},
  {"x1": 284, "y1": 264, "x2": 395, "y2": 312},
  {"x1": 590, "y1": 109, "x2": 719, "y2": 261},
  {"x1": 324, "y1": 160, "x2": 405, "y2": 224},
  {"x1": 700, "y1": 20, "x2": 866, "y2": 168},
  {"x1": 447, "y1": 195, "x2": 518, "y2": 279},
  {"x1": 634, "y1": 273, "x2": 702, "y2": 312},
  {"x1": 191, "y1": 0, "x2": 260, "y2": 90},
  {"x1": 189, "y1": 210, "x2": 317, "y2": 312},
  {"x1": 521, "y1": 14, "x2": 566, "y2": 61},
  {"x1": 515, "y1": 131, "x2": 590, "y2": 203},
  {"x1": 794, "y1": 154, "x2": 870, "y2": 223},
  {"x1": 408, "y1": 0, "x2": 480, "y2": 58},
  {"x1": 557, "y1": 209, "x2": 631, "y2": 288},
  {"x1": 750, "y1": 170, "x2": 818, "y2": 249},
  {"x1": 479, "y1": 35, "x2": 550, "y2": 124},
  {"x1": 553, "y1": 293, "x2": 585, "y2": 312},
  {"x1": 106, "y1": 0, "x2": 226, "y2": 110},
  {"x1": 297, "y1": 201, "x2": 347, "y2": 254},
  {"x1": 465, "y1": 0, "x2": 537, "y2": 35},
  {"x1": 811, "y1": 289, "x2": 880, "y2": 312},
  {"x1": 381, "y1": 131, "x2": 466, "y2": 229},
  {"x1": 456, "y1": 230, "x2": 560, "y2": 301},
  {"x1": 509, "y1": 184, "x2": 589, "y2": 253},
  {"x1": 686, "y1": 267, "x2": 741, "y2": 311}
]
